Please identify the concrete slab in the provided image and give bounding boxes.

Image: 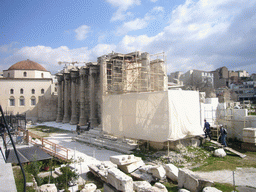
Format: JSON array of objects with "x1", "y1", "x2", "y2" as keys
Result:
[{"x1": 0, "y1": 140, "x2": 17, "y2": 192}]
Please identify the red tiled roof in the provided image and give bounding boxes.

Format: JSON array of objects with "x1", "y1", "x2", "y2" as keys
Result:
[{"x1": 8, "y1": 59, "x2": 47, "y2": 71}]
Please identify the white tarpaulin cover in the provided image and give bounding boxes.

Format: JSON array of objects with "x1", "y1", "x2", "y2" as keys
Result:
[{"x1": 102, "y1": 90, "x2": 203, "y2": 142}]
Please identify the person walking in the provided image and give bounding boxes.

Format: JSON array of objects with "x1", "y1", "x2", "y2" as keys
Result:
[
  {"x1": 204, "y1": 119, "x2": 212, "y2": 140},
  {"x1": 220, "y1": 125, "x2": 227, "y2": 147}
]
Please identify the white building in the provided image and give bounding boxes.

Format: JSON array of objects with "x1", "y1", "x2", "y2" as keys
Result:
[
  {"x1": 181, "y1": 69, "x2": 214, "y2": 89},
  {"x1": 0, "y1": 59, "x2": 57, "y2": 122}
]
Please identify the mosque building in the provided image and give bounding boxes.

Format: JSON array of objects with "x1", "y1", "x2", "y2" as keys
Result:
[{"x1": 0, "y1": 59, "x2": 57, "y2": 122}]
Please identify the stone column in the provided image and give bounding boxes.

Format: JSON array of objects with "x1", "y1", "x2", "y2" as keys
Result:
[
  {"x1": 141, "y1": 52, "x2": 150, "y2": 92},
  {"x1": 89, "y1": 65, "x2": 98, "y2": 127},
  {"x1": 79, "y1": 67, "x2": 87, "y2": 126},
  {"x1": 56, "y1": 73, "x2": 64, "y2": 122},
  {"x1": 70, "y1": 69, "x2": 79, "y2": 125},
  {"x1": 62, "y1": 72, "x2": 71, "y2": 123}
]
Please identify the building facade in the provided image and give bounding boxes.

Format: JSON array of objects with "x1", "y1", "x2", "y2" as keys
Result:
[
  {"x1": 0, "y1": 60, "x2": 57, "y2": 122},
  {"x1": 181, "y1": 69, "x2": 214, "y2": 89}
]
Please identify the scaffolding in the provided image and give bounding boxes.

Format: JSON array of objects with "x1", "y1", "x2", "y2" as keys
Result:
[{"x1": 104, "y1": 51, "x2": 167, "y2": 95}]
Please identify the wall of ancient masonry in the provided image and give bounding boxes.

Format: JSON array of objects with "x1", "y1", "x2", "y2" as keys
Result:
[
  {"x1": 56, "y1": 51, "x2": 167, "y2": 127},
  {"x1": 56, "y1": 63, "x2": 101, "y2": 127}
]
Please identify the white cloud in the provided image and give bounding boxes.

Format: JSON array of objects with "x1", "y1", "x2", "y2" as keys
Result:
[
  {"x1": 152, "y1": 6, "x2": 164, "y2": 12},
  {"x1": 74, "y1": 25, "x2": 90, "y2": 40},
  {"x1": 150, "y1": 0, "x2": 158, "y2": 2},
  {"x1": 116, "y1": 16, "x2": 151, "y2": 35},
  {"x1": 115, "y1": 0, "x2": 256, "y2": 73},
  {"x1": 2, "y1": 0, "x2": 256, "y2": 75},
  {"x1": 116, "y1": 6, "x2": 164, "y2": 36},
  {"x1": 106, "y1": 0, "x2": 141, "y2": 21},
  {"x1": 0, "y1": 42, "x2": 18, "y2": 53}
]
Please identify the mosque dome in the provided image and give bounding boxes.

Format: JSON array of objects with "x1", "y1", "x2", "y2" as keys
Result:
[{"x1": 8, "y1": 59, "x2": 47, "y2": 71}]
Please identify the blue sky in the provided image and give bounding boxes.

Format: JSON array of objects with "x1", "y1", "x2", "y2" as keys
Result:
[{"x1": 0, "y1": 0, "x2": 256, "y2": 74}]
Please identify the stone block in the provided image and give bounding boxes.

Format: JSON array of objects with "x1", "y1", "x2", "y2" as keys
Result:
[
  {"x1": 81, "y1": 183, "x2": 97, "y2": 192},
  {"x1": 139, "y1": 165, "x2": 154, "y2": 173},
  {"x1": 243, "y1": 128, "x2": 256, "y2": 137},
  {"x1": 118, "y1": 158, "x2": 145, "y2": 173},
  {"x1": 104, "y1": 183, "x2": 119, "y2": 192},
  {"x1": 150, "y1": 165, "x2": 166, "y2": 180},
  {"x1": 54, "y1": 167, "x2": 62, "y2": 176},
  {"x1": 39, "y1": 184, "x2": 57, "y2": 192},
  {"x1": 178, "y1": 168, "x2": 199, "y2": 192},
  {"x1": 164, "y1": 164, "x2": 179, "y2": 182},
  {"x1": 178, "y1": 168, "x2": 213, "y2": 192},
  {"x1": 88, "y1": 161, "x2": 117, "y2": 182},
  {"x1": 243, "y1": 136, "x2": 256, "y2": 143},
  {"x1": 107, "y1": 168, "x2": 133, "y2": 192},
  {"x1": 26, "y1": 182, "x2": 33, "y2": 187},
  {"x1": 133, "y1": 181, "x2": 152, "y2": 192},
  {"x1": 110, "y1": 155, "x2": 137, "y2": 165},
  {"x1": 178, "y1": 189, "x2": 190, "y2": 192},
  {"x1": 131, "y1": 169, "x2": 155, "y2": 183},
  {"x1": 202, "y1": 186, "x2": 222, "y2": 192},
  {"x1": 152, "y1": 182, "x2": 168, "y2": 192},
  {"x1": 214, "y1": 148, "x2": 226, "y2": 157}
]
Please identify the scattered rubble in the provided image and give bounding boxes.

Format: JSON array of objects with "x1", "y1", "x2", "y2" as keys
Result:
[{"x1": 87, "y1": 154, "x2": 216, "y2": 192}]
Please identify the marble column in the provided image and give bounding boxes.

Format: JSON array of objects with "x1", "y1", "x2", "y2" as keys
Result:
[
  {"x1": 70, "y1": 69, "x2": 79, "y2": 125},
  {"x1": 89, "y1": 65, "x2": 98, "y2": 127},
  {"x1": 141, "y1": 52, "x2": 150, "y2": 92},
  {"x1": 62, "y1": 72, "x2": 71, "y2": 123},
  {"x1": 56, "y1": 73, "x2": 63, "y2": 122},
  {"x1": 79, "y1": 67, "x2": 87, "y2": 126}
]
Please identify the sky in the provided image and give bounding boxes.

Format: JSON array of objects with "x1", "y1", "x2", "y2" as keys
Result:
[{"x1": 0, "y1": 0, "x2": 256, "y2": 74}]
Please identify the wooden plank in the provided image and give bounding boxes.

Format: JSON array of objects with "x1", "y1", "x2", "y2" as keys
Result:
[
  {"x1": 224, "y1": 147, "x2": 246, "y2": 158},
  {"x1": 200, "y1": 135, "x2": 246, "y2": 158}
]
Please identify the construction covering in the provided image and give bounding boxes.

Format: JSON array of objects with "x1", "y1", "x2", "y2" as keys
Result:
[{"x1": 102, "y1": 90, "x2": 203, "y2": 142}]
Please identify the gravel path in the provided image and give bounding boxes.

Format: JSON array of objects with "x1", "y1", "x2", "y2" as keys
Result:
[{"x1": 195, "y1": 168, "x2": 256, "y2": 188}]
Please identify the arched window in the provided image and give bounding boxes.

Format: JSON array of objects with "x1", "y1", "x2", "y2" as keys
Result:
[
  {"x1": 10, "y1": 89, "x2": 14, "y2": 94},
  {"x1": 31, "y1": 96, "x2": 36, "y2": 106},
  {"x1": 19, "y1": 96, "x2": 25, "y2": 106},
  {"x1": 9, "y1": 96, "x2": 15, "y2": 106},
  {"x1": 41, "y1": 73, "x2": 44, "y2": 78},
  {"x1": 41, "y1": 89, "x2": 45, "y2": 94},
  {"x1": 31, "y1": 89, "x2": 35, "y2": 94},
  {"x1": 20, "y1": 88, "x2": 24, "y2": 94},
  {"x1": 23, "y1": 72, "x2": 27, "y2": 77}
]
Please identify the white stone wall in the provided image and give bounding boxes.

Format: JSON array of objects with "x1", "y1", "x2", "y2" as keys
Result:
[{"x1": 0, "y1": 78, "x2": 53, "y2": 120}]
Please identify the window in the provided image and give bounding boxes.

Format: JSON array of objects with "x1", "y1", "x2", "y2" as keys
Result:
[
  {"x1": 23, "y1": 72, "x2": 27, "y2": 77},
  {"x1": 41, "y1": 89, "x2": 45, "y2": 94},
  {"x1": 10, "y1": 89, "x2": 14, "y2": 94},
  {"x1": 31, "y1": 97, "x2": 36, "y2": 106},
  {"x1": 8, "y1": 73, "x2": 10, "y2": 78},
  {"x1": 20, "y1": 88, "x2": 24, "y2": 94},
  {"x1": 41, "y1": 73, "x2": 44, "y2": 78},
  {"x1": 32, "y1": 89, "x2": 35, "y2": 94},
  {"x1": 19, "y1": 96, "x2": 25, "y2": 106},
  {"x1": 9, "y1": 97, "x2": 15, "y2": 106}
]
